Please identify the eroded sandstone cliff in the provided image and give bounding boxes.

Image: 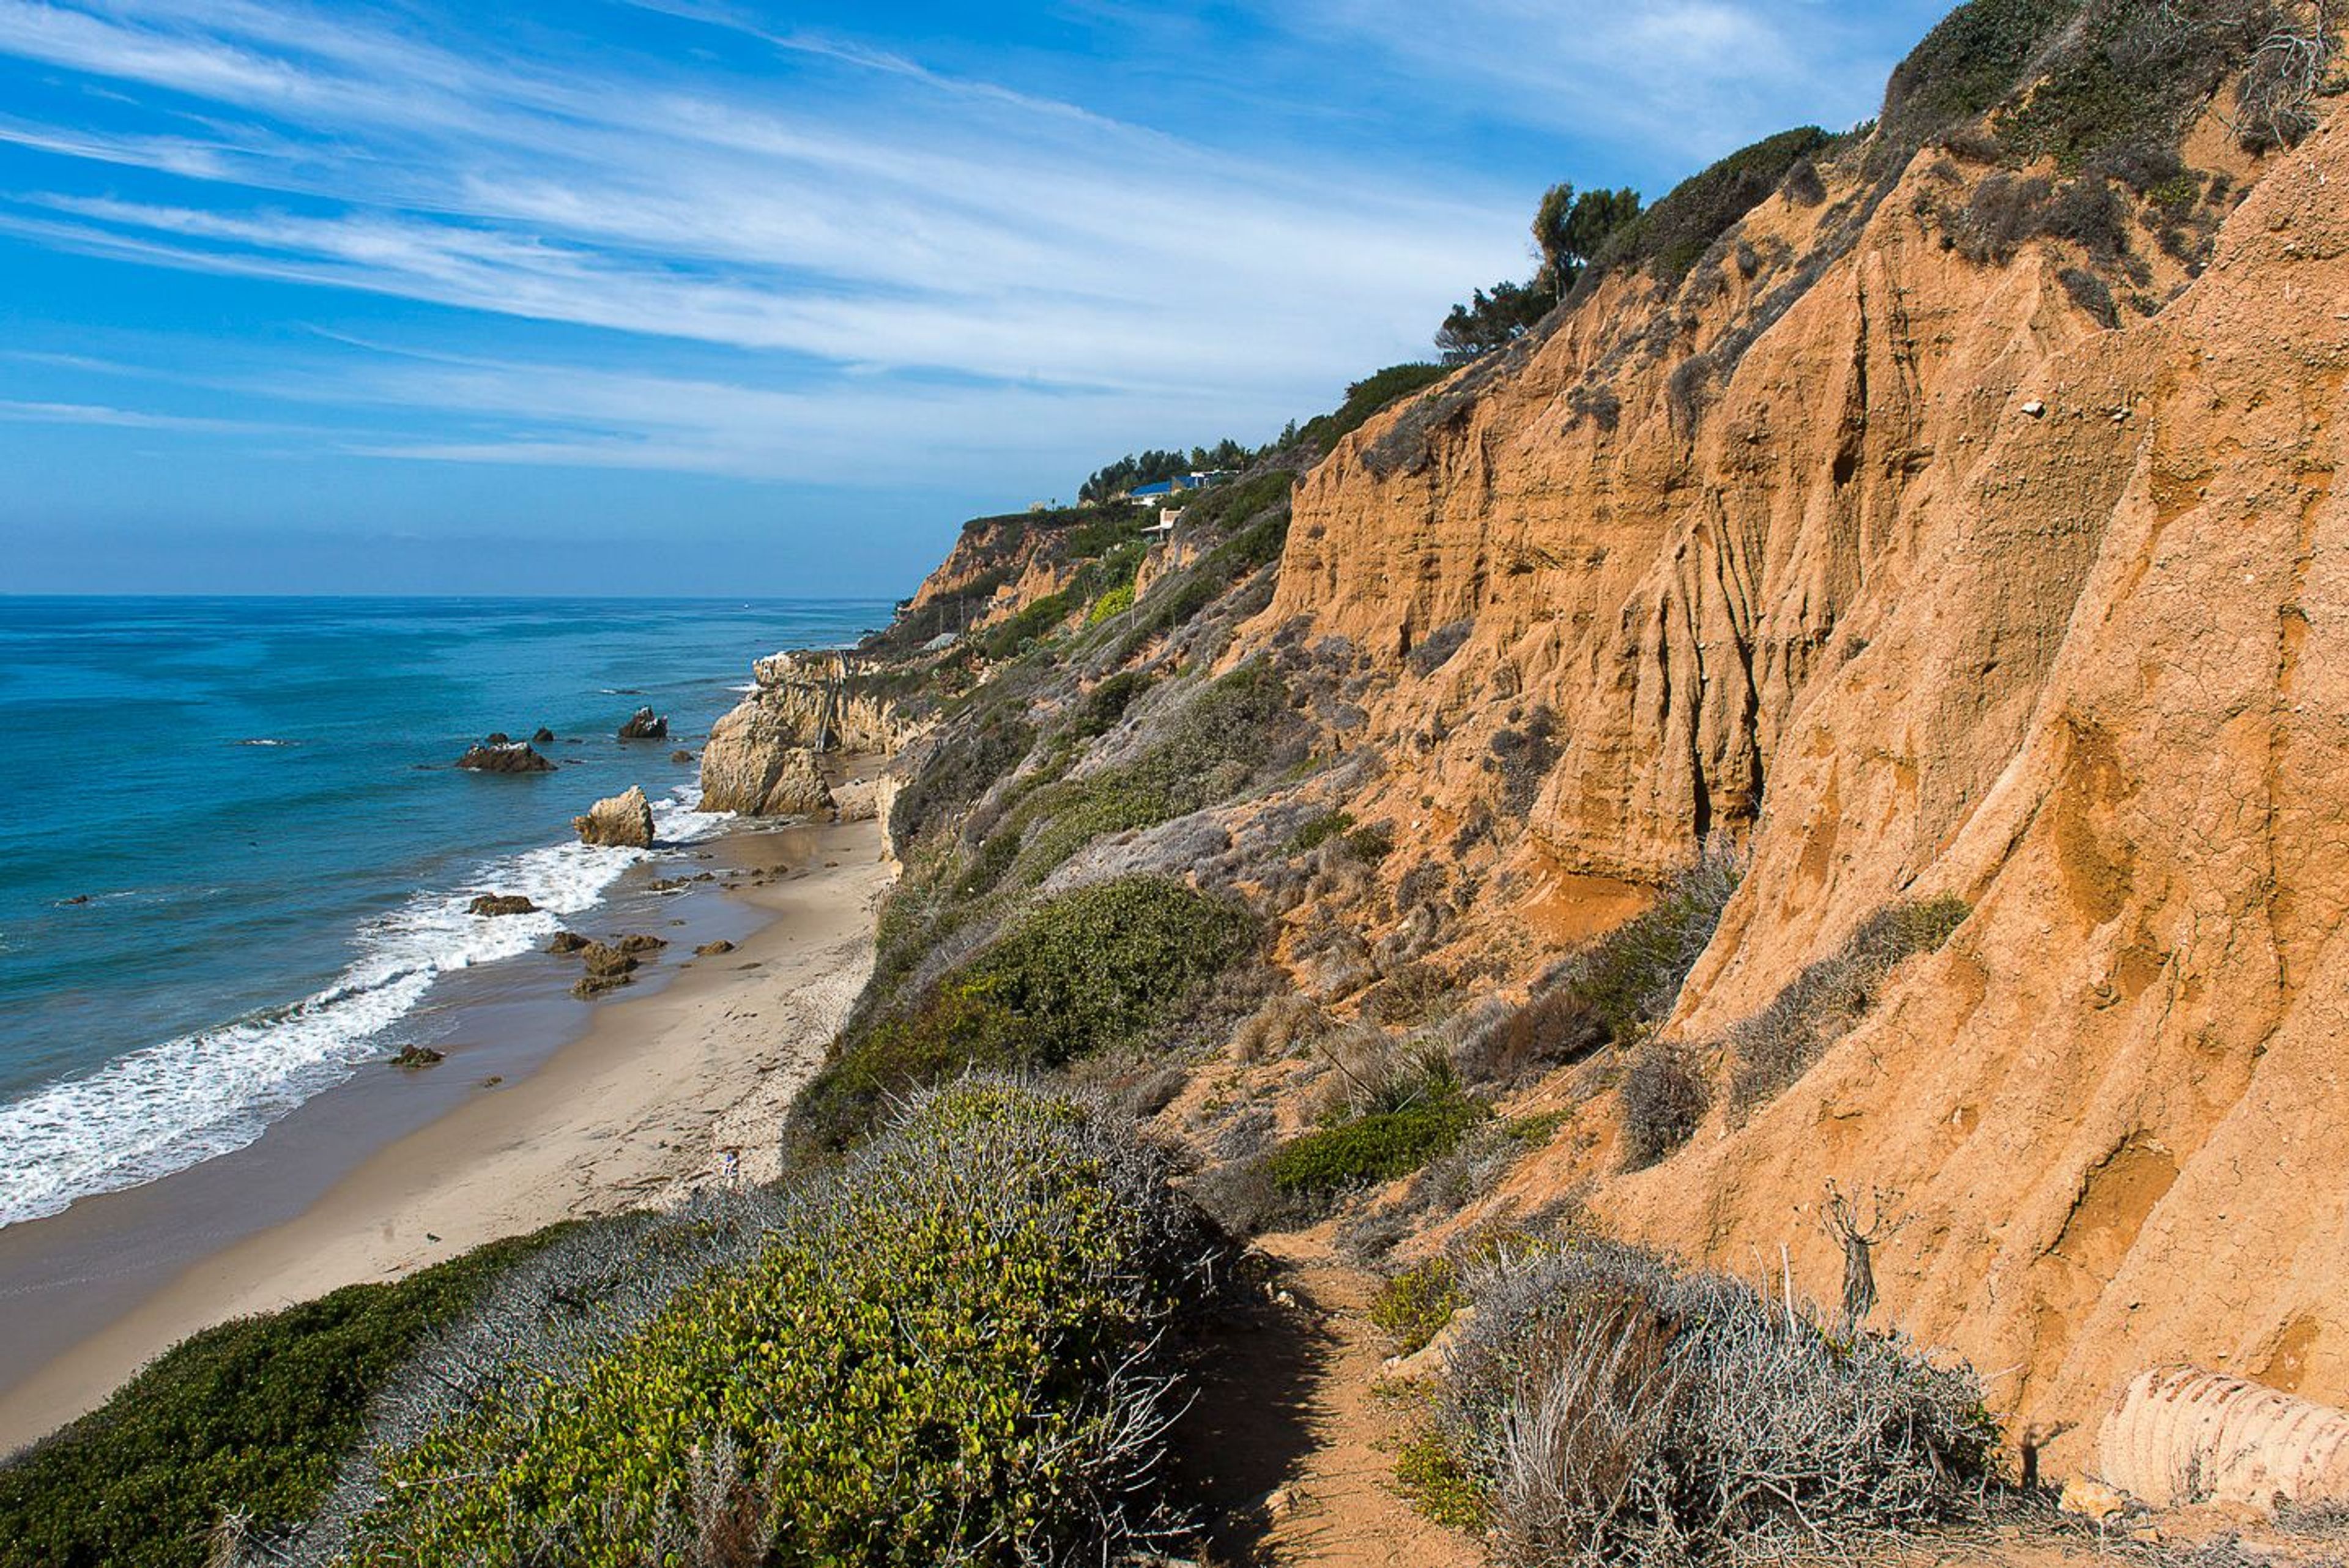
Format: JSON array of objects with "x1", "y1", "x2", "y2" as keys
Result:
[{"x1": 1228, "y1": 46, "x2": 2348, "y2": 1468}]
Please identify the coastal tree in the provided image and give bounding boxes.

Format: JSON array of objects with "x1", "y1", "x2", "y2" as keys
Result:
[{"x1": 1437, "y1": 181, "x2": 1642, "y2": 362}]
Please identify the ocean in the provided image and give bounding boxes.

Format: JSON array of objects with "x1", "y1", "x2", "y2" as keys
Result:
[{"x1": 0, "y1": 596, "x2": 889, "y2": 1229}]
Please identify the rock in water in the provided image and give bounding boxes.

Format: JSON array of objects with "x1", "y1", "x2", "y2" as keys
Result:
[
  {"x1": 574, "y1": 785, "x2": 655, "y2": 848},
  {"x1": 547, "y1": 931, "x2": 589, "y2": 954},
  {"x1": 579, "y1": 942, "x2": 637, "y2": 977},
  {"x1": 467, "y1": 893, "x2": 538, "y2": 917},
  {"x1": 695, "y1": 938, "x2": 735, "y2": 956},
  {"x1": 530, "y1": 726, "x2": 555, "y2": 744},
  {"x1": 484, "y1": 731, "x2": 511, "y2": 745},
  {"x1": 392, "y1": 1045, "x2": 447, "y2": 1070},
  {"x1": 571, "y1": 940, "x2": 639, "y2": 995},
  {"x1": 670, "y1": 748, "x2": 695, "y2": 764},
  {"x1": 617, "y1": 707, "x2": 669, "y2": 741},
  {"x1": 456, "y1": 741, "x2": 555, "y2": 774},
  {"x1": 614, "y1": 932, "x2": 667, "y2": 954}
]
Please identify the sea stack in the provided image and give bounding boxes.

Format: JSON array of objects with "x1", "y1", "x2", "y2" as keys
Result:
[
  {"x1": 573, "y1": 784, "x2": 655, "y2": 848},
  {"x1": 617, "y1": 707, "x2": 669, "y2": 741}
]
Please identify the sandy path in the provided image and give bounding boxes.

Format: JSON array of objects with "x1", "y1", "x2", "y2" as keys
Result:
[
  {"x1": 1172, "y1": 1225, "x2": 1485, "y2": 1567},
  {"x1": 0, "y1": 816, "x2": 892, "y2": 1455}
]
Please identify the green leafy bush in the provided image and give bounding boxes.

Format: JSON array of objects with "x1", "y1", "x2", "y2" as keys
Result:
[
  {"x1": 1880, "y1": 0, "x2": 2082, "y2": 147},
  {"x1": 1396, "y1": 1430, "x2": 1489, "y2": 1533},
  {"x1": 0, "y1": 1230, "x2": 565, "y2": 1568},
  {"x1": 1589, "y1": 127, "x2": 1830, "y2": 286},
  {"x1": 795, "y1": 876, "x2": 1256, "y2": 1151},
  {"x1": 1085, "y1": 582, "x2": 1136, "y2": 625},
  {"x1": 1067, "y1": 669, "x2": 1153, "y2": 740},
  {"x1": 340, "y1": 1080, "x2": 1217, "y2": 1567},
  {"x1": 977, "y1": 588, "x2": 1078, "y2": 660},
  {"x1": 1371, "y1": 1255, "x2": 1468, "y2": 1357},
  {"x1": 1267, "y1": 1082, "x2": 1486, "y2": 1195},
  {"x1": 888, "y1": 708, "x2": 1034, "y2": 853},
  {"x1": 1010, "y1": 660, "x2": 1293, "y2": 882},
  {"x1": 962, "y1": 876, "x2": 1258, "y2": 1066},
  {"x1": 1456, "y1": 848, "x2": 1744, "y2": 1087},
  {"x1": 1296, "y1": 364, "x2": 1452, "y2": 449},
  {"x1": 1993, "y1": 0, "x2": 2285, "y2": 170},
  {"x1": 1110, "y1": 483, "x2": 1294, "y2": 660},
  {"x1": 1283, "y1": 808, "x2": 1354, "y2": 855}
]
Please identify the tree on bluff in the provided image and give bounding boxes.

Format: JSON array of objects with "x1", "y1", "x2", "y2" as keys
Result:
[{"x1": 1438, "y1": 180, "x2": 1642, "y2": 363}]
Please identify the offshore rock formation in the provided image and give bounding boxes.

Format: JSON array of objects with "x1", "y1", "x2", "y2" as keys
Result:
[
  {"x1": 466, "y1": 893, "x2": 537, "y2": 917},
  {"x1": 617, "y1": 707, "x2": 669, "y2": 742},
  {"x1": 1234, "y1": 96, "x2": 2349, "y2": 1467},
  {"x1": 455, "y1": 741, "x2": 554, "y2": 774},
  {"x1": 573, "y1": 785, "x2": 655, "y2": 849}
]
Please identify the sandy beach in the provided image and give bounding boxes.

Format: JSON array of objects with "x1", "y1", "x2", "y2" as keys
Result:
[{"x1": 0, "y1": 811, "x2": 892, "y2": 1457}]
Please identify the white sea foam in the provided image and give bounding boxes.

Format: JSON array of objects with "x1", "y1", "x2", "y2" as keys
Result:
[{"x1": 0, "y1": 797, "x2": 728, "y2": 1228}]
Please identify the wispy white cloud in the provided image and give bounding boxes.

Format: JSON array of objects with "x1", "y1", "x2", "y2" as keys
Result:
[
  {"x1": 0, "y1": 396, "x2": 286, "y2": 433},
  {"x1": 1256, "y1": 0, "x2": 1904, "y2": 160},
  {"x1": 0, "y1": 0, "x2": 1522, "y2": 478},
  {"x1": 0, "y1": 0, "x2": 1920, "y2": 503}
]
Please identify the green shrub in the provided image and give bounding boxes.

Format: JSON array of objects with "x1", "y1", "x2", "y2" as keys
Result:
[
  {"x1": 0, "y1": 1231, "x2": 565, "y2": 1568},
  {"x1": 1170, "y1": 468, "x2": 1296, "y2": 542},
  {"x1": 795, "y1": 876, "x2": 1256, "y2": 1152},
  {"x1": 1011, "y1": 660, "x2": 1292, "y2": 882},
  {"x1": 1084, "y1": 582, "x2": 1135, "y2": 625},
  {"x1": 1589, "y1": 127, "x2": 1831, "y2": 287},
  {"x1": 1296, "y1": 363, "x2": 1452, "y2": 448},
  {"x1": 1283, "y1": 809, "x2": 1354, "y2": 855},
  {"x1": 977, "y1": 588, "x2": 1078, "y2": 660},
  {"x1": 1371, "y1": 1255, "x2": 1467, "y2": 1357},
  {"x1": 888, "y1": 708, "x2": 1034, "y2": 853},
  {"x1": 342, "y1": 1080, "x2": 1216, "y2": 1567},
  {"x1": 1395, "y1": 1430, "x2": 1488, "y2": 1534},
  {"x1": 1066, "y1": 670, "x2": 1153, "y2": 741},
  {"x1": 1993, "y1": 0, "x2": 2283, "y2": 170},
  {"x1": 963, "y1": 875, "x2": 1257, "y2": 1066},
  {"x1": 1456, "y1": 849, "x2": 1743, "y2": 1087},
  {"x1": 1268, "y1": 1084, "x2": 1486, "y2": 1195},
  {"x1": 1880, "y1": 0, "x2": 2082, "y2": 147},
  {"x1": 1549, "y1": 852, "x2": 1743, "y2": 1042}
]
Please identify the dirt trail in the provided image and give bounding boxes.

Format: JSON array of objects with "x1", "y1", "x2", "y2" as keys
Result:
[{"x1": 1169, "y1": 1225, "x2": 1485, "y2": 1567}]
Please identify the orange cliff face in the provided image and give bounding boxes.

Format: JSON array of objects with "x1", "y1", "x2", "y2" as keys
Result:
[{"x1": 1235, "y1": 105, "x2": 2349, "y2": 1461}]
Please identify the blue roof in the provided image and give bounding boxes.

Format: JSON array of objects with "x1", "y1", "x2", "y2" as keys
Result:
[{"x1": 1130, "y1": 471, "x2": 1233, "y2": 498}]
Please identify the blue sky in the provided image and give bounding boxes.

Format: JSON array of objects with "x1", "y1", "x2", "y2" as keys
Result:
[{"x1": 0, "y1": 0, "x2": 1950, "y2": 596}]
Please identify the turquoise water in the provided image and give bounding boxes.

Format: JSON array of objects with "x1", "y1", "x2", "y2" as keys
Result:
[{"x1": 0, "y1": 597, "x2": 887, "y2": 1227}]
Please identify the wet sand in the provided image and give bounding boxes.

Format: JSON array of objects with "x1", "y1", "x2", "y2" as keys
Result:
[{"x1": 0, "y1": 811, "x2": 891, "y2": 1456}]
